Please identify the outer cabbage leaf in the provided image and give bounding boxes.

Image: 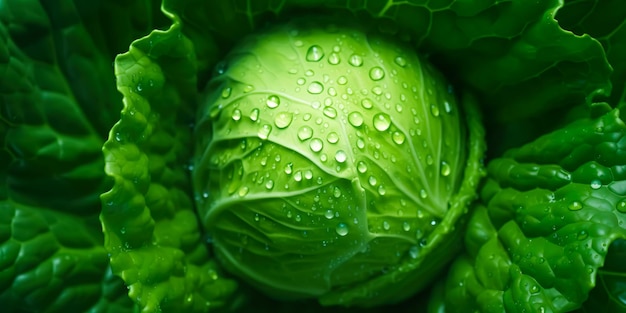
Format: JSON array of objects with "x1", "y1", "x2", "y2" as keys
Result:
[
  {"x1": 440, "y1": 107, "x2": 626, "y2": 312},
  {"x1": 100, "y1": 15, "x2": 237, "y2": 313},
  {"x1": 557, "y1": 0, "x2": 626, "y2": 112},
  {"x1": 163, "y1": 0, "x2": 611, "y2": 155},
  {"x1": 0, "y1": 0, "x2": 162, "y2": 311}
]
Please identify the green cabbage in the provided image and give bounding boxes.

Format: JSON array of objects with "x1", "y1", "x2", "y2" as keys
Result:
[
  {"x1": 192, "y1": 17, "x2": 483, "y2": 306},
  {"x1": 2, "y1": 0, "x2": 626, "y2": 313}
]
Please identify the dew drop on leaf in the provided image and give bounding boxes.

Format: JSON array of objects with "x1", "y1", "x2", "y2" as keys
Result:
[
  {"x1": 238, "y1": 186, "x2": 249, "y2": 197},
  {"x1": 348, "y1": 112, "x2": 364, "y2": 127},
  {"x1": 440, "y1": 161, "x2": 451, "y2": 176},
  {"x1": 348, "y1": 54, "x2": 363, "y2": 67},
  {"x1": 335, "y1": 150, "x2": 347, "y2": 163},
  {"x1": 357, "y1": 161, "x2": 368, "y2": 173},
  {"x1": 325, "y1": 210, "x2": 334, "y2": 219},
  {"x1": 266, "y1": 95, "x2": 280, "y2": 108},
  {"x1": 333, "y1": 186, "x2": 342, "y2": 198},
  {"x1": 323, "y1": 107, "x2": 337, "y2": 118},
  {"x1": 297, "y1": 126, "x2": 313, "y2": 141},
  {"x1": 306, "y1": 45, "x2": 325, "y2": 62},
  {"x1": 430, "y1": 104, "x2": 440, "y2": 117},
  {"x1": 590, "y1": 180, "x2": 601, "y2": 190},
  {"x1": 274, "y1": 112, "x2": 293, "y2": 129},
  {"x1": 568, "y1": 201, "x2": 583, "y2": 211},
  {"x1": 373, "y1": 113, "x2": 391, "y2": 131},
  {"x1": 335, "y1": 223, "x2": 349, "y2": 236},
  {"x1": 361, "y1": 98, "x2": 373, "y2": 109},
  {"x1": 232, "y1": 109, "x2": 242, "y2": 121},
  {"x1": 327, "y1": 132, "x2": 339, "y2": 144},
  {"x1": 310, "y1": 138, "x2": 324, "y2": 152},
  {"x1": 392, "y1": 131, "x2": 405, "y2": 145},
  {"x1": 250, "y1": 108, "x2": 260, "y2": 121},
  {"x1": 394, "y1": 56, "x2": 407, "y2": 67},
  {"x1": 369, "y1": 67, "x2": 385, "y2": 81},
  {"x1": 221, "y1": 87, "x2": 232, "y2": 98},
  {"x1": 328, "y1": 52, "x2": 340, "y2": 65},
  {"x1": 258, "y1": 124, "x2": 272, "y2": 140},
  {"x1": 377, "y1": 185, "x2": 386, "y2": 195},
  {"x1": 308, "y1": 81, "x2": 324, "y2": 94}
]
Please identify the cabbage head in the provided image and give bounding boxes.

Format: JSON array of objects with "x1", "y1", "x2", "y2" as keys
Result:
[{"x1": 192, "y1": 17, "x2": 484, "y2": 307}]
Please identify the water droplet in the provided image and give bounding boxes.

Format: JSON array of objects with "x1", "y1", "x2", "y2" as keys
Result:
[
  {"x1": 209, "y1": 105, "x2": 221, "y2": 119},
  {"x1": 266, "y1": 95, "x2": 280, "y2": 108},
  {"x1": 377, "y1": 185, "x2": 386, "y2": 195},
  {"x1": 348, "y1": 112, "x2": 364, "y2": 127},
  {"x1": 368, "y1": 176, "x2": 378, "y2": 186},
  {"x1": 337, "y1": 76, "x2": 348, "y2": 85},
  {"x1": 361, "y1": 98, "x2": 373, "y2": 109},
  {"x1": 308, "y1": 81, "x2": 324, "y2": 94},
  {"x1": 328, "y1": 52, "x2": 340, "y2": 65},
  {"x1": 382, "y1": 220, "x2": 390, "y2": 230},
  {"x1": 305, "y1": 70, "x2": 315, "y2": 77},
  {"x1": 295, "y1": 214, "x2": 302, "y2": 222},
  {"x1": 336, "y1": 223, "x2": 349, "y2": 236},
  {"x1": 221, "y1": 87, "x2": 232, "y2": 98},
  {"x1": 590, "y1": 180, "x2": 602, "y2": 190},
  {"x1": 250, "y1": 108, "x2": 260, "y2": 121},
  {"x1": 333, "y1": 186, "x2": 342, "y2": 198},
  {"x1": 419, "y1": 189, "x2": 428, "y2": 199},
  {"x1": 304, "y1": 170, "x2": 313, "y2": 180},
  {"x1": 335, "y1": 150, "x2": 347, "y2": 163},
  {"x1": 274, "y1": 112, "x2": 293, "y2": 129},
  {"x1": 284, "y1": 163, "x2": 293, "y2": 174},
  {"x1": 577, "y1": 230, "x2": 588, "y2": 240},
  {"x1": 297, "y1": 78, "x2": 306, "y2": 85},
  {"x1": 440, "y1": 161, "x2": 451, "y2": 176},
  {"x1": 294, "y1": 171, "x2": 303, "y2": 182},
  {"x1": 310, "y1": 138, "x2": 324, "y2": 152},
  {"x1": 254, "y1": 213, "x2": 260, "y2": 222},
  {"x1": 568, "y1": 201, "x2": 583, "y2": 211},
  {"x1": 530, "y1": 285, "x2": 540, "y2": 294},
  {"x1": 265, "y1": 180, "x2": 274, "y2": 190},
  {"x1": 306, "y1": 45, "x2": 324, "y2": 62},
  {"x1": 392, "y1": 131, "x2": 405, "y2": 145},
  {"x1": 402, "y1": 221, "x2": 411, "y2": 231},
  {"x1": 369, "y1": 67, "x2": 385, "y2": 81},
  {"x1": 298, "y1": 126, "x2": 313, "y2": 141},
  {"x1": 394, "y1": 56, "x2": 407, "y2": 67},
  {"x1": 430, "y1": 104, "x2": 440, "y2": 117},
  {"x1": 349, "y1": 54, "x2": 363, "y2": 67},
  {"x1": 258, "y1": 124, "x2": 272, "y2": 139},
  {"x1": 325, "y1": 210, "x2": 334, "y2": 219},
  {"x1": 444, "y1": 101, "x2": 453, "y2": 114},
  {"x1": 409, "y1": 246, "x2": 419, "y2": 258},
  {"x1": 323, "y1": 107, "x2": 337, "y2": 118},
  {"x1": 617, "y1": 200, "x2": 626, "y2": 213},
  {"x1": 357, "y1": 161, "x2": 368, "y2": 173},
  {"x1": 373, "y1": 113, "x2": 391, "y2": 131},
  {"x1": 243, "y1": 85, "x2": 255, "y2": 93},
  {"x1": 238, "y1": 186, "x2": 249, "y2": 197},
  {"x1": 232, "y1": 109, "x2": 242, "y2": 121},
  {"x1": 426, "y1": 154, "x2": 434, "y2": 165},
  {"x1": 327, "y1": 132, "x2": 339, "y2": 144},
  {"x1": 356, "y1": 138, "x2": 365, "y2": 149}
]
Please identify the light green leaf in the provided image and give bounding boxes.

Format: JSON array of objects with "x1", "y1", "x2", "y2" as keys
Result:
[{"x1": 100, "y1": 15, "x2": 237, "y2": 313}]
